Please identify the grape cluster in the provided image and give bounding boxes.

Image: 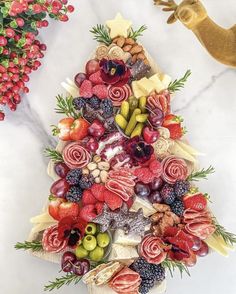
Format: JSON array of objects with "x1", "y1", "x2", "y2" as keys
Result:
[{"x1": 0, "y1": 0, "x2": 75, "y2": 120}]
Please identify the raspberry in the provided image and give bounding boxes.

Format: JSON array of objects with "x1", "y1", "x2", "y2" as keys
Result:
[
  {"x1": 95, "y1": 202, "x2": 104, "y2": 215},
  {"x1": 149, "y1": 159, "x2": 162, "y2": 177},
  {"x1": 92, "y1": 85, "x2": 108, "y2": 99},
  {"x1": 90, "y1": 184, "x2": 106, "y2": 202},
  {"x1": 79, "y1": 204, "x2": 97, "y2": 222},
  {"x1": 80, "y1": 80, "x2": 93, "y2": 98},
  {"x1": 82, "y1": 190, "x2": 97, "y2": 205},
  {"x1": 89, "y1": 71, "x2": 103, "y2": 85},
  {"x1": 104, "y1": 189, "x2": 123, "y2": 211},
  {"x1": 134, "y1": 168, "x2": 155, "y2": 184},
  {"x1": 160, "y1": 184, "x2": 176, "y2": 204}
]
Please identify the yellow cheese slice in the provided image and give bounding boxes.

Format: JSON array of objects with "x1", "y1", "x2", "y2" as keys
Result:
[
  {"x1": 131, "y1": 81, "x2": 146, "y2": 98},
  {"x1": 160, "y1": 73, "x2": 172, "y2": 89},
  {"x1": 176, "y1": 140, "x2": 204, "y2": 156},
  {"x1": 205, "y1": 234, "x2": 229, "y2": 257},
  {"x1": 168, "y1": 140, "x2": 197, "y2": 163},
  {"x1": 30, "y1": 212, "x2": 56, "y2": 224},
  {"x1": 136, "y1": 77, "x2": 155, "y2": 95},
  {"x1": 149, "y1": 73, "x2": 165, "y2": 93}
]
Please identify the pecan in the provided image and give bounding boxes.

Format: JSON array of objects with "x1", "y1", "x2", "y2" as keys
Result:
[{"x1": 153, "y1": 203, "x2": 170, "y2": 212}]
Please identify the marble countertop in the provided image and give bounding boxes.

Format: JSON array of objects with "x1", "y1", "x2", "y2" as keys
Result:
[{"x1": 1, "y1": 0, "x2": 236, "y2": 293}]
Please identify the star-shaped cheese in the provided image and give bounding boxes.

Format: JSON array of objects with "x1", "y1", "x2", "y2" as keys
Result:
[{"x1": 106, "y1": 13, "x2": 132, "y2": 39}]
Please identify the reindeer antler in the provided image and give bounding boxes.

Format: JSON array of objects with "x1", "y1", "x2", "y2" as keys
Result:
[{"x1": 154, "y1": 0, "x2": 179, "y2": 24}]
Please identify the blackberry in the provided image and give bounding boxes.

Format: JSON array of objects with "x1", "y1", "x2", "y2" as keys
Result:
[
  {"x1": 130, "y1": 258, "x2": 152, "y2": 279},
  {"x1": 66, "y1": 169, "x2": 82, "y2": 185},
  {"x1": 160, "y1": 184, "x2": 176, "y2": 205},
  {"x1": 73, "y1": 97, "x2": 86, "y2": 110},
  {"x1": 150, "y1": 264, "x2": 165, "y2": 282},
  {"x1": 174, "y1": 180, "x2": 190, "y2": 198},
  {"x1": 139, "y1": 278, "x2": 155, "y2": 294},
  {"x1": 170, "y1": 199, "x2": 185, "y2": 216},
  {"x1": 66, "y1": 186, "x2": 83, "y2": 202},
  {"x1": 101, "y1": 99, "x2": 113, "y2": 117},
  {"x1": 79, "y1": 174, "x2": 94, "y2": 189},
  {"x1": 88, "y1": 96, "x2": 101, "y2": 109}
]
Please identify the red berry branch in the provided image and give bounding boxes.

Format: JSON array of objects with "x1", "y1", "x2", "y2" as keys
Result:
[{"x1": 0, "y1": 0, "x2": 74, "y2": 121}]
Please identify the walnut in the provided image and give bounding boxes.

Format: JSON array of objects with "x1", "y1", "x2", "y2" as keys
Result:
[{"x1": 151, "y1": 204, "x2": 180, "y2": 236}]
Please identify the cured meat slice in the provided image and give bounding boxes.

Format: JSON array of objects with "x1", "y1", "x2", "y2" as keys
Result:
[
  {"x1": 42, "y1": 225, "x2": 68, "y2": 253},
  {"x1": 161, "y1": 155, "x2": 188, "y2": 184},
  {"x1": 62, "y1": 142, "x2": 91, "y2": 169},
  {"x1": 109, "y1": 267, "x2": 141, "y2": 293},
  {"x1": 108, "y1": 84, "x2": 131, "y2": 106},
  {"x1": 147, "y1": 90, "x2": 170, "y2": 115}
]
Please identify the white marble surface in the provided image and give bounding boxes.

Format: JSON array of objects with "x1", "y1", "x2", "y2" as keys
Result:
[{"x1": 1, "y1": 0, "x2": 236, "y2": 293}]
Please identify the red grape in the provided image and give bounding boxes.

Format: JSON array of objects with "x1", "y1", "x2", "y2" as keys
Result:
[
  {"x1": 50, "y1": 178, "x2": 70, "y2": 198},
  {"x1": 85, "y1": 59, "x2": 100, "y2": 76},
  {"x1": 54, "y1": 162, "x2": 70, "y2": 178},
  {"x1": 74, "y1": 73, "x2": 87, "y2": 87}
]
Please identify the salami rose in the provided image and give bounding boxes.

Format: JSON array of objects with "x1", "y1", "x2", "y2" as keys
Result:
[
  {"x1": 42, "y1": 225, "x2": 68, "y2": 253},
  {"x1": 62, "y1": 142, "x2": 91, "y2": 169},
  {"x1": 109, "y1": 267, "x2": 141, "y2": 293},
  {"x1": 161, "y1": 155, "x2": 188, "y2": 184},
  {"x1": 139, "y1": 234, "x2": 167, "y2": 264},
  {"x1": 108, "y1": 84, "x2": 131, "y2": 106},
  {"x1": 147, "y1": 90, "x2": 171, "y2": 115}
]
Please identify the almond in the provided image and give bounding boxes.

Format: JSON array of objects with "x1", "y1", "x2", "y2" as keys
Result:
[
  {"x1": 116, "y1": 36, "x2": 125, "y2": 47},
  {"x1": 112, "y1": 37, "x2": 119, "y2": 44},
  {"x1": 130, "y1": 45, "x2": 143, "y2": 55},
  {"x1": 143, "y1": 58, "x2": 150, "y2": 66},
  {"x1": 137, "y1": 52, "x2": 146, "y2": 60},
  {"x1": 125, "y1": 38, "x2": 135, "y2": 45},
  {"x1": 122, "y1": 45, "x2": 132, "y2": 52},
  {"x1": 131, "y1": 54, "x2": 138, "y2": 63}
]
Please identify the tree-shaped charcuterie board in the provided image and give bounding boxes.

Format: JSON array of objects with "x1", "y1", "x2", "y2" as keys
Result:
[{"x1": 15, "y1": 14, "x2": 236, "y2": 294}]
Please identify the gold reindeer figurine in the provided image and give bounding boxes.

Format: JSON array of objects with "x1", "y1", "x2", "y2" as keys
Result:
[{"x1": 154, "y1": 0, "x2": 236, "y2": 67}]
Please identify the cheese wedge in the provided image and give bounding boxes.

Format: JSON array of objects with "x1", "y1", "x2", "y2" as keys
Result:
[
  {"x1": 136, "y1": 77, "x2": 155, "y2": 95},
  {"x1": 130, "y1": 196, "x2": 156, "y2": 217},
  {"x1": 30, "y1": 212, "x2": 55, "y2": 224},
  {"x1": 61, "y1": 80, "x2": 79, "y2": 97},
  {"x1": 108, "y1": 244, "x2": 138, "y2": 261},
  {"x1": 149, "y1": 73, "x2": 165, "y2": 93},
  {"x1": 213, "y1": 234, "x2": 235, "y2": 252},
  {"x1": 205, "y1": 234, "x2": 229, "y2": 257},
  {"x1": 131, "y1": 81, "x2": 146, "y2": 98},
  {"x1": 176, "y1": 139, "x2": 204, "y2": 156},
  {"x1": 113, "y1": 229, "x2": 141, "y2": 246},
  {"x1": 31, "y1": 222, "x2": 55, "y2": 234},
  {"x1": 168, "y1": 140, "x2": 197, "y2": 164},
  {"x1": 160, "y1": 73, "x2": 172, "y2": 89}
]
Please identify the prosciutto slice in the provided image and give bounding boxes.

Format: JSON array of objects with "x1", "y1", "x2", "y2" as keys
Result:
[{"x1": 183, "y1": 208, "x2": 216, "y2": 240}]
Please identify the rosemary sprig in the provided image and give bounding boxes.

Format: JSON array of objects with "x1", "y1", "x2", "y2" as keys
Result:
[
  {"x1": 90, "y1": 24, "x2": 112, "y2": 46},
  {"x1": 187, "y1": 165, "x2": 215, "y2": 182},
  {"x1": 168, "y1": 69, "x2": 191, "y2": 93},
  {"x1": 162, "y1": 259, "x2": 190, "y2": 278},
  {"x1": 44, "y1": 148, "x2": 63, "y2": 163},
  {"x1": 213, "y1": 219, "x2": 236, "y2": 246},
  {"x1": 15, "y1": 241, "x2": 43, "y2": 251},
  {"x1": 44, "y1": 273, "x2": 82, "y2": 292},
  {"x1": 55, "y1": 95, "x2": 78, "y2": 118},
  {"x1": 128, "y1": 25, "x2": 147, "y2": 41}
]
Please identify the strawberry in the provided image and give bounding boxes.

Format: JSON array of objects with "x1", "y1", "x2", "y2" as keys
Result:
[
  {"x1": 48, "y1": 197, "x2": 65, "y2": 221},
  {"x1": 82, "y1": 190, "x2": 97, "y2": 205},
  {"x1": 79, "y1": 204, "x2": 97, "y2": 222},
  {"x1": 104, "y1": 189, "x2": 123, "y2": 211},
  {"x1": 80, "y1": 80, "x2": 93, "y2": 98},
  {"x1": 70, "y1": 117, "x2": 90, "y2": 141},
  {"x1": 53, "y1": 117, "x2": 74, "y2": 141},
  {"x1": 92, "y1": 85, "x2": 108, "y2": 99},
  {"x1": 89, "y1": 71, "x2": 103, "y2": 85},
  {"x1": 58, "y1": 202, "x2": 80, "y2": 220},
  {"x1": 125, "y1": 197, "x2": 134, "y2": 209},
  {"x1": 166, "y1": 124, "x2": 184, "y2": 140},
  {"x1": 183, "y1": 193, "x2": 207, "y2": 211},
  {"x1": 163, "y1": 114, "x2": 183, "y2": 127},
  {"x1": 95, "y1": 202, "x2": 104, "y2": 215},
  {"x1": 90, "y1": 184, "x2": 106, "y2": 202}
]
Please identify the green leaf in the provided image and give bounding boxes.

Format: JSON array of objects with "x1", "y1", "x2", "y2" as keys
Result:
[
  {"x1": 15, "y1": 241, "x2": 43, "y2": 251},
  {"x1": 213, "y1": 218, "x2": 236, "y2": 246},
  {"x1": 128, "y1": 25, "x2": 147, "y2": 41},
  {"x1": 90, "y1": 24, "x2": 112, "y2": 46},
  {"x1": 162, "y1": 259, "x2": 190, "y2": 278},
  {"x1": 44, "y1": 273, "x2": 82, "y2": 292},
  {"x1": 44, "y1": 148, "x2": 63, "y2": 163},
  {"x1": 168, "y1": 70, "x2": 191, "y2": 93},
  {"x1": 187, "y1": 166, "x2": 215, "y2": 182},
  {"x1": 55, "y1": 95, "x2": 78, "y2": 118}
]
